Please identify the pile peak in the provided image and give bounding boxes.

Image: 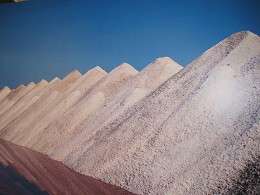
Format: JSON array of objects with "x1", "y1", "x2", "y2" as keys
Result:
[
  {"x1": 28, "y1": 82, "x2": 35, "y2": 86},
  {"x1": 62, "y1": 70, "x2": 82, "y2": 81},
  {"x1": 109, "y1": 63, "x2": 138, "y2": 75},
  {"x1": 51, "y1": 77, "x2": 60, "y2": 82},
  {"x1": 234, "y1": 30, "x2": 258, "y2": 37},
  {"x1": 1, "y1": 86, "x2": 11, "y2": 91},
  {"x1": 117, "y1": 62, "x2": 134, "y2": 69},
  {"x1": 17, "y1": 84, "x2": 25, "y2": 89},
  {"x1": 155, "y1": 56, "x2": 172, "y2": 61},
  {"x1": 38, "y1": 79, "x2": 48, "y2": 84},
  {"x1": 92, "y1": 66, "x2": 104, "y2": 71},
  {"x1": 87, "y1": 66, "x2": 107, "y2": 75}
]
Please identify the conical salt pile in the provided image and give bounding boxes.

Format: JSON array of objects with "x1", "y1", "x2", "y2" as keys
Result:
[{"x1": 0, "y1": 31, "x2": 259, "y2": 195}]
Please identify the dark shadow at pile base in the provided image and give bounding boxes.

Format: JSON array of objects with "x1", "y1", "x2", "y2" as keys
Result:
[{"x1": 0, "y1": 139, "x2": 134, "y2": 195}]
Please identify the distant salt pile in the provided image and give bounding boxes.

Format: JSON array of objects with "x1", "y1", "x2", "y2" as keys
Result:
[
  {"x1": 0, "y1": 86, "x2": 11, "y2": 102},
  {"x1": 0, "y1": 80, "x2": 48, "y2": 129},
  {"x1": 45, "y1": 57, "x2": 183, "y2": 161},
  {"x1": 0, "y1": 31, "x2": 259, "y2": 195}
]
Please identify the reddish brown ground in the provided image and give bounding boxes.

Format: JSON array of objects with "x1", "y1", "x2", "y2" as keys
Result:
[{"x1": 0, "y1": 139, "x2": 134, "y2": 195}]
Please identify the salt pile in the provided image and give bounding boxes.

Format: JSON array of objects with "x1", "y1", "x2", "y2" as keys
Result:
[
  {"x1": 0, "y1": 82, "x2": 35, "y2": 115},
  {"x1": 45, "y1": 57, "x2": 183, "y2": 161},
  {"x1": 0, "y1": 31, "x2": 259, "y2": 195},
  {"x1": 0, "y1": 86, "x2": 11, "y2": 102},
  {"x1": 10, "y1": 67, "x2": 107, "y2": 146},
  {"x1": 0, "y1": 69, "x2": 81, "y2": 139},
  {"x1": 0, "y1": 79, "x2": 48, "y2": 129}
]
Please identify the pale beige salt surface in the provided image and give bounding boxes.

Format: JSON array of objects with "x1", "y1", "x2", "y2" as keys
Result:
[
  {"x1": 0, "y1": 70, "x2": 80, "y2": 140},
  {"x1": 0, "y1": 31, "x2": 259, "y2": 194},
  {"x1": 59, "y1": 31, "x2": 260, "y2": 195},
  {"x1": 0, "y1": 83, "x2": 35, "y2": 109},
  {"x1": 47, "y1": 77, "x2": 61, "y2": 89},
  {"x1": 0, "y1": 80, "x2": 48, "y2": 130},
  {"x1": 54, "y1": 70, "x2": 82, "y2": 92},
  {"x1": 26, "y1": 63, "x2": 138, "y2": 151},
  {"x1": 125, "y1": 37, "x2": 260, "y2": 194},
  {"x1": 13, "y1": 67, "x2": 107, "y2": 146},
  {"x1": 0, "y1": 82, "x2": 35, "y2": 115},
  {"x1": 0, "y1": 86, "x2": 11, "y2": 102},
  {"x1": 14, "y1": 77, "x2": 61, "y2": 120},
  {"x1": 47, "y1": 57, "x2": 183, "y2": 161},
  {"x1": 0, "y1": 84, "x2": 25, "y2": 109},
  {"x1": 50, "y1": 77, "x2": 60, "y2": 83},
  {"x1": 0, "y1": 82, "x2": 58, "y2": 137}
]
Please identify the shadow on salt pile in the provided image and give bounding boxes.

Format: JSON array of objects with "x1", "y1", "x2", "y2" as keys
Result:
[
  {"x1": 0, "y1": 163, "x2": 48, "y2": 195},
  {"x1": 0, "y1": 139, "x2": 134, "y2": 195}
]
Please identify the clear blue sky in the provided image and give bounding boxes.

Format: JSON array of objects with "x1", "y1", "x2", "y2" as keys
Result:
[{"x1": 1, "y1": 0, "x2": 260, "y2": 89}]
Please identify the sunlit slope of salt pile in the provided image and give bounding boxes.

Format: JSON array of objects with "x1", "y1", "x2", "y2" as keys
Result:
[
  {"x1": 0, "y1": 30, "x2": 259, "y2": 195},
  {"x1": 0, "y1": 84, "x2": 26, "y2": 111},
  {"x1": 0, "y1": 86, "x2": 11, "y2": 102},
  {"x1": 12, "y1": 67, "x2": 107, "y2": 146},
  {"x1": 53, "y1": 70, "x2": 82, "y2": 92},
  {"x1": 0, "y1": 80, "x2": 48, "y2": 129},
  {"x1": 0, "y1": 82, "x2": 36, "y2": 115},
  {"x1": 0, "y1": 70, "x2": 81, "y2": 139},
  {"x1": 0, "y1": 85, "x2": 24, "y2": 107},
  {"x1": 43, "y1": 57, "x2": 183, "y2": 160},
  {"x1": 54, "y1": 31, "x2": 259, "y2": 194},
  {"x1": 0, "y1": 80, "x2": 54, "y2": 132},
  {"x1": 0, "y1": 83, "x2": 35, "y2": 109},
  {"x1": 23, "y1": 63, "x2": 138, "y2": 149}
]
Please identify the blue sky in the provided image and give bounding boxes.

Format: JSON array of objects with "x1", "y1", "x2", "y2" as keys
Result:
[{"x1": 1, "y1": 0, "x2": 260, "y2": 89}]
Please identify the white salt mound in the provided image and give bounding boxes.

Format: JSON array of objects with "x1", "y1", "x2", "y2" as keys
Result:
[
  {"x1": 13, "y1": 66, "x2": 107, "y2": 146},
  {"x1": 0, "y1": 86, "x2": 11, "y2": 102},
  {"x1": 0, "y1": 30, "x2": 259, "y2": 195},
  {"x1": 0, "y1": 70, "x2": 81, "y2": 139},
  {"x1": 60, "y1": 31, "x2": 260, "y2": 194},
  {"x1": 0, "y1": 80, "x2": 48, "y2": 130},
  {"x1": 0, "y1": 82, "x2": 35, "y2": 115},
  {"x1": 26, "y1": 63, "x2": 138, "y2": 152},
  {"x1": 48, "y1": 57, "x2": 183, "y2": 161},
  {"x1": 0, "y1": 84, "x2": 25, "y2": 107}
]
